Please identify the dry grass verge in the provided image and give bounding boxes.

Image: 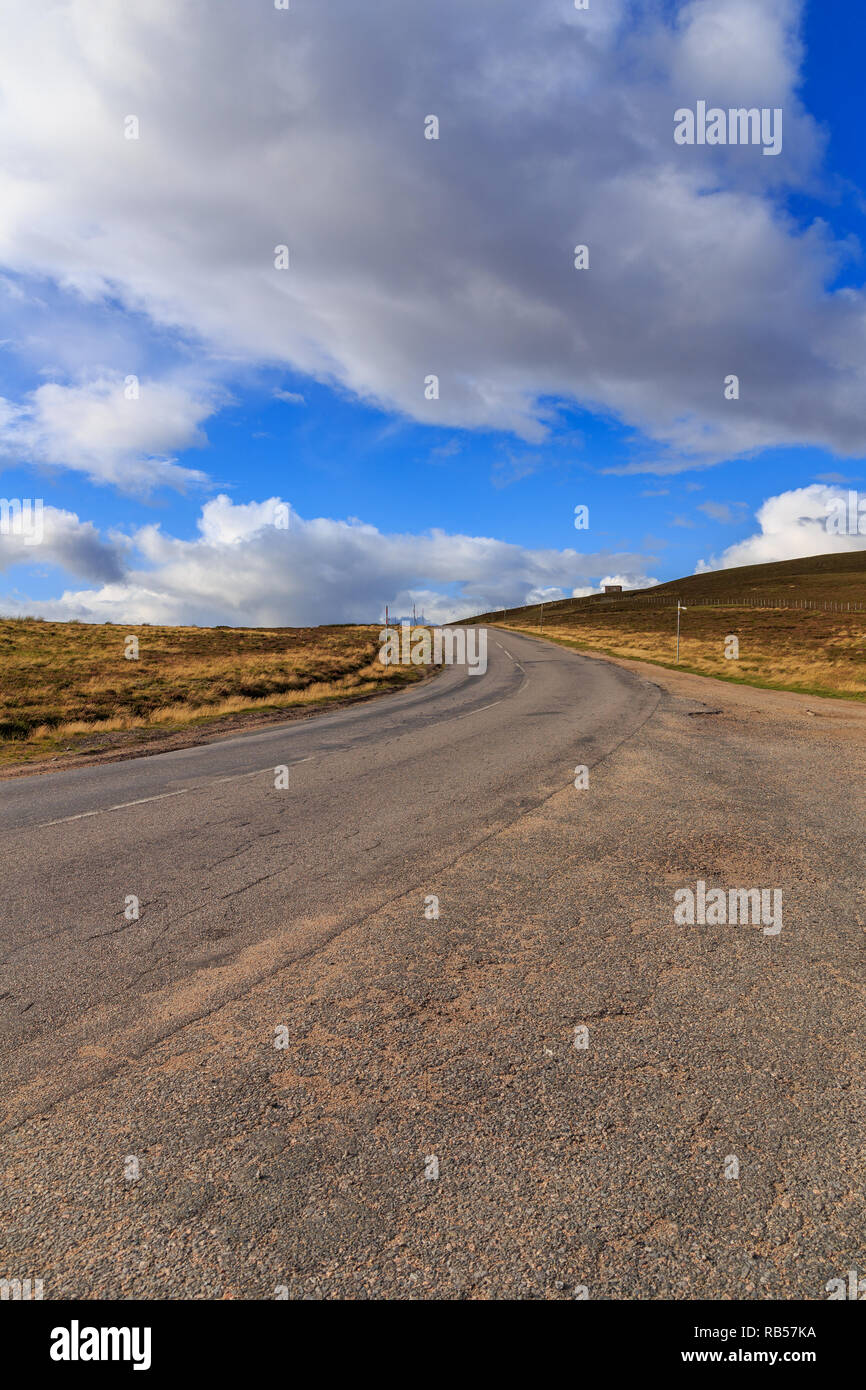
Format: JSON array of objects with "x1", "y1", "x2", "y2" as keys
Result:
[
  {"x1": 503, "y1": 604, "x2": 865, "y2": 701},
  {"x1": 0, "y1": 620, "x2": 426, "y2": 771}
]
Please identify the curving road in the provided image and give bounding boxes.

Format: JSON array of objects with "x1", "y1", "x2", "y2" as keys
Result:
[{"x1": 1, "y1": 629, "x2": 863, "y2": 1299}]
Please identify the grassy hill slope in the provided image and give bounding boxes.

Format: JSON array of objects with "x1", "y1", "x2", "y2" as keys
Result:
[
  {"x1": 642, "y1": 549, "x2": 866, "y2": 604},
  {"x1": 470, "y1": 551, "x2": 866, "y2": 700}
]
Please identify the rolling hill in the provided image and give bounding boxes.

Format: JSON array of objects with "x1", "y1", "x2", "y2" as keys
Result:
[
  {"x1": 471, "y1": 550, "x2": 866, "y2": 627},
  {"x1": 470, "y1": 551, "x2": 866, "y2": 700}
]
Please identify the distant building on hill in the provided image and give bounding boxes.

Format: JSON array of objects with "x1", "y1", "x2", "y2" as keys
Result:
[{"x1": 603, "y1": 584, "x2": 623, "y2": 594}]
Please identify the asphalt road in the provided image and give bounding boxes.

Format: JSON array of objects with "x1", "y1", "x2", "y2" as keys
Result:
[{"x1": 0, "y1": 629, "x2": 863, "y2": 1299}]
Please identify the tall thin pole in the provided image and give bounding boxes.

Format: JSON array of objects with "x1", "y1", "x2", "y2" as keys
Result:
[
  {"x1": 539, "y1": 602, "x2": 544, "y2": 634},
  {"x1": 676, "y1": 600, "x2": 686, "y2": 662}
]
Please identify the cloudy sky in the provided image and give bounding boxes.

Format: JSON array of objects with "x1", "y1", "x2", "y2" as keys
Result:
[{"x1": 1, "y1": 0, "x2": 865, "y2": 624}]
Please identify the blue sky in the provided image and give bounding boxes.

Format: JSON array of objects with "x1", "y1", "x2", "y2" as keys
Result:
[{"x1": 1, "y1": 0, "x2": 866, "y2": 625}]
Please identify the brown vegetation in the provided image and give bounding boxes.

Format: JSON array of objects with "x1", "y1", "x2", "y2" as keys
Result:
[
  {"x1": 0, "y1": 620, "x2": 424, "y2": 769},
  {"x1": 503, "y1": 604, "x2": 865, "y2": 700}
]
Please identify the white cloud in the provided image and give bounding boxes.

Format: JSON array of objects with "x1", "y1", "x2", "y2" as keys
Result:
[
  {"x1": 537, "y1": 573, "x2": 661, "y2": 600},
  {"x1": 599, "y1": 573, "x2": 660, "y2": 592},
  {"x1": 0, "y1": 0, "x2": 859, "y2": 476},
  {"x1": 0, "y1": 503, "x2": 125, "y2": 582},
  {"x1": 0, "y1": 495, "x2": 656, "y2": 626},
  {"x1": 0, "y1": 375, "x2": 214, "y2": 492},
  {"x1": 696, "y1": 483, "x2": 866, "y2": 571}
]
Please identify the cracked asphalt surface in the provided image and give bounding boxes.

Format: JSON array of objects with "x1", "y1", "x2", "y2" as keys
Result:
[{"x1": 0, "y1": 628, "x2": 863, "y2": 1299}]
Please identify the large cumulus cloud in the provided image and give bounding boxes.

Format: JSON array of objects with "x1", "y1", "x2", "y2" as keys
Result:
[
  {"x1": 697, "y1": 484, "x2": 866, "y2": 571},
  {"x1": 0, "y1": 0, "x2": 859, "y2": 480},
  {"x1": 0, "y1": 495, "x2": 656, "y2": 625}
]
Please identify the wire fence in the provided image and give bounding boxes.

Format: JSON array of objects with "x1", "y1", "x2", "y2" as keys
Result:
[{"x1": 476, "y1": 592, "x2": 866, "y2": 626}]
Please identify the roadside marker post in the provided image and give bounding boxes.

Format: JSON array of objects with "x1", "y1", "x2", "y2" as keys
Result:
[{"x1": 676, "y1": 600, "x2": 687, "y2": 663}]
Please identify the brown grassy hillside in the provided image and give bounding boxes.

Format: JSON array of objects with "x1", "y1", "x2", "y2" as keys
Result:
[
  {"x1": 0, "y1": 620, "x2": 423, "y2": 770},
  {"x1": 470, "y1": 552, "x2": 866, "y2": 700}
]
